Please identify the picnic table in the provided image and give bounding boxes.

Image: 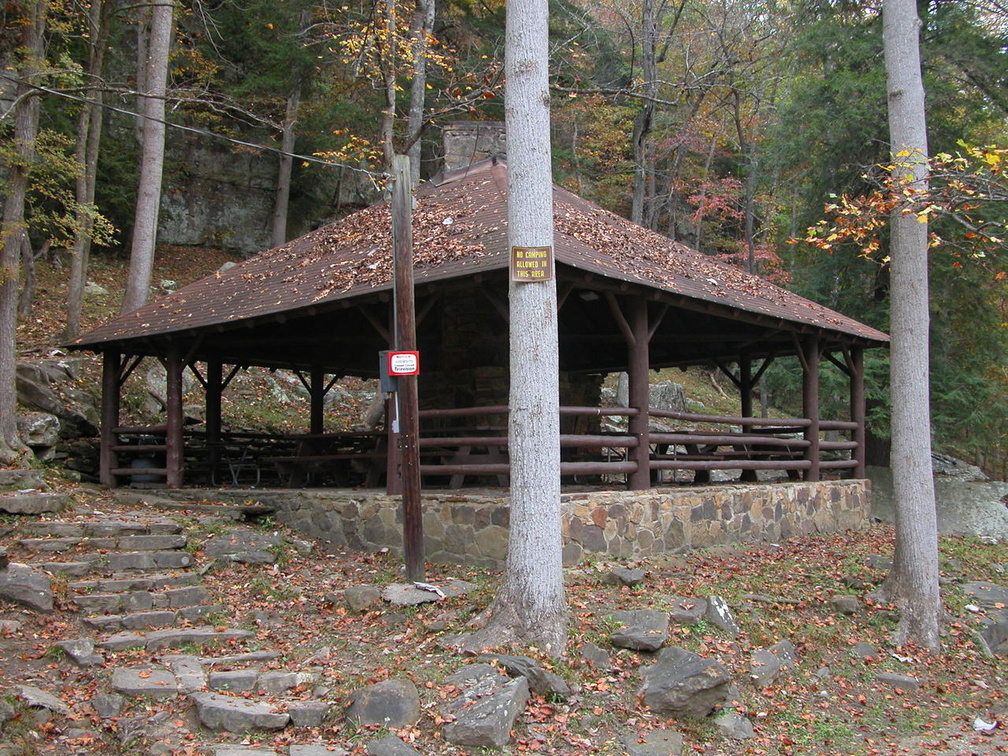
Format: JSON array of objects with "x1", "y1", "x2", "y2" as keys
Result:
[{"x1": 262, "y1": 431, "x2": 386, "y2": 487}]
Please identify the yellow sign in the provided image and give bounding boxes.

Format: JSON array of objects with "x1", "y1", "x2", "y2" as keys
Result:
[{"x1": 511, "y1": 245, "x2": 554, "y2": 282}]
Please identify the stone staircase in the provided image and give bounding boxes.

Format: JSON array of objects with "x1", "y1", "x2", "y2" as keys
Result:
[
  {"x1": 1, "y1": 493, "x2": 347, "y2": 756},
  {"x1": 17, "y1": 515, "x2": 216, "y2": 633}
]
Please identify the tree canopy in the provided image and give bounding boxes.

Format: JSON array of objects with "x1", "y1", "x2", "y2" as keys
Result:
[{"x1": 1, "y1": 0, "x2": 1006, "y2": 473}]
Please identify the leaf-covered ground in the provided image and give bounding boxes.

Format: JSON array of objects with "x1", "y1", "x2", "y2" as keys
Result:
[
  {"x1": 234, "y1": 520, "x2": 1006, "y2": 756},
  {"x1": 2, "y1": 491, "x2": 1005, "y2": 756}
]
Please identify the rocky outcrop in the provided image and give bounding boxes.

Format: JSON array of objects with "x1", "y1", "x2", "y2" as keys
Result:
[{"x1": 16, "y1": 359, "x2": 99, "y2": 439}]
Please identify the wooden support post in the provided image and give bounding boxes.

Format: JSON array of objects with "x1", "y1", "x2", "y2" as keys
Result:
[
  {"x1": 99, "y1": 350, "x2": 122, "y2": 487},
  {"x1": 739, "y1": 352, "x2": 757, "y2": 482},
  {"x1": 802, "y1": 337, "x2": 821, "y2": 482},
  {"x1": 627, "y1": 297, "x2": 651, "y2": 490},
  {"x1": 739, "y1": 353, "x2": 753, "y2": 420},
  {"x1": 206, "y1": 360, "x2": 223, "y2": 478},
  {"x1": 392, "y1": 154, "x2": 424, "y2": 581},
  {"x1": 310, "y1": 367, "x2": 325, "y2": 435},
  {"x1": 850, "y1": 347, "x2": 866, "y2": 478},
  {"x1": 165, "y1": 348, "x2": 185, "y2": 487}
]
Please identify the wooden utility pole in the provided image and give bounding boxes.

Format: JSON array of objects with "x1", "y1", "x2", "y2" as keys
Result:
[{"x1": 391, "y1": 155, "x2": 424, "y2": 581}]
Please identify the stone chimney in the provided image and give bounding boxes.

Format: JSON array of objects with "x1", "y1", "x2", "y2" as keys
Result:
[{"x1": 442, "y1": 121, "x2": 506, "y2": 172}]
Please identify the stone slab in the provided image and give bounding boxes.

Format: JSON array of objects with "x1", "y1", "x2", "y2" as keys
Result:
[
  {"x1": 120, "y1": 611, "x2": 179, "y2": 631},
  {"x1": 190, "y1": 691, "x2": 289, "y2": 732},
  {"x1": 209, "y1": 669, "x2": 259, "y2": 693},
  {"x1": 287, "y1": 700, "x2": 329, "y2": 727},
  {"x1": 142, "y1": 626, "x2": 254, "y2": 651},
  {"x1": 0, "y1": 493, "x2": 67, "y2": 514},
  {"x1": 111, "y1": 667, "x2": 179, "y2": 699},
  {"x1": 0, "y1": 563, "x2": 53, "y2": 612},
  {"x1": 291, "y1": 747, "x2": 348, "y2": 756},
  {"x1": 16, "y1": 685, "x2": 69, "y2": 715}
]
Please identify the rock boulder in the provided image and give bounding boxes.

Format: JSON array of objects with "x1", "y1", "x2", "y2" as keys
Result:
[{"x1": 638, "y1": 646, "x2": 731, "y2": 718}]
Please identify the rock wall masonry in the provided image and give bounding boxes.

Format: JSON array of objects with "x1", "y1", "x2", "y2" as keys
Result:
[{"x1": 255, "y1": 480, "x2": 870, "y2": 568}]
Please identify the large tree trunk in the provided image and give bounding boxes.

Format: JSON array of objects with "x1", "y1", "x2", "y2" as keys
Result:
[
  {"x1": 406, "y1": 0, "x2": 435, "y2": 189},
  {"x1": 65, "y1": 0, "x2": 112, "y2": 340},
  {"x1": 271, "y1": 87, "x2": 301, "y2": 248},
  {"x1": 875, "y1": 0, "x2": 941, "y2": 650},
  {"x1": 120, "y1": 0, "x2": 174, "y2": 314},
  {"x1": 380, "y1": 0, "x2": 397, "y2": 167},
  {"x1": 630, "y1": 0, "x2": 657, "y2": 227},
  {"x1": 0, "y1": 0, "x2": 47, "y2": 463},
  {"x1": 18, "y1": 238, "x2": 50, "y2": 318},
  {"x1": 460, "y1": 0, "x2": 567, "y2": 656}
]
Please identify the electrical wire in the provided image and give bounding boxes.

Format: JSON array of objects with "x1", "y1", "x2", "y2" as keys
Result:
[{"x1": 0, "y1": 71, "x2": 384, "y2": 179}]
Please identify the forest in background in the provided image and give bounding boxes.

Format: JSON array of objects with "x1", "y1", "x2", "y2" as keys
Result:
[{"x1": 1, "y1": 0, "x2": 1007, "y2": 475}]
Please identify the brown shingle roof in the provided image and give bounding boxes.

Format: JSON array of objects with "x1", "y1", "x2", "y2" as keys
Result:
[{"x1": 70, "y1": 158, "x2": 887, "y2": 351}]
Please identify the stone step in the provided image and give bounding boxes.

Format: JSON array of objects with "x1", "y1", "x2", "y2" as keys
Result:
[
  {"x1": 109, "y1": 664, "x2": 330, "y2": 732},
  {"x1": 190, "y1": 691, "x2": 290, "y2": 731},
  {"x1": 23, "y1": 518, "x2": 183, "y2": 538},
  {"x1": 22, "y1": 522, "x2": 88, "y2": 538},
  {"x1": 99, "y1": 605, "x2": 227, "y2": 632},
  {"x1": 118, "y1": 610, "x2": 182, "y2": 631},
  {"x1": 81, "y1": 609, "x2": 223, "y2": 632},
  {"x1": 17, "y1": 537, "x2": 81, "y2": 553},
  {"x1": 71, "y1": 585, "x2": 211, "y2": 615},
  {"x1": 113, "y1": 491, "x2": 277, "y2": 520},
  {"x1": 208, "y1": 669, "x2": 315, "y2": 696},
  {"x1": 98, "y1": 626, "x2": 254, "y2": 652},
  {"x1": 0, "y1": 469, "x2": 47, "y2": 489},
  {"x1": 37, "y1": 559, "x2": 103, "y2": 577},
  {"x1": 36, "y1": 549, "x2": 195, "y2": 576},
  {"x1": 69, "y1": 572, "x2": 200, "y2": 594},
  {"x1": 106, "y1": 550, "x2": 195, "y2": 572},
  {"x1": 18, "y1": 534, "x2": 188, "y2": 553},
  {"x1": 0, "y1": 492, "x2": 68, "y2": 515}
]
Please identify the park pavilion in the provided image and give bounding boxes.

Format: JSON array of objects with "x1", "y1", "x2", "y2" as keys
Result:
[{"x1": 69, "y1": 157, "x2": 888, "y2": 493}]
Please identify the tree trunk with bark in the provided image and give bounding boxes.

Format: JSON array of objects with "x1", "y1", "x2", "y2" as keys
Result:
[
  {"x1": 0, "y1": 0, "x2": 47, "y2": 463},
  {"x1": 630, "y1": 0, "x2": 657, "y2": 227},
  {"x1": 271, "y1": 87, "x2": 301, "y2": 248},
  {"x1": 65, "y1": 0, "x2": 112, "y2": 340},
  {"x1": 380, "y1": 0, "x2": 397, "y2": 168},
  {"x1": 120, "y1": 0, "x2": 174, "y2": 314},
  {"x1": 406, "y1": 0, "x2": 435, "y2": 189},
  {"x1": 18, "y1": 238, "x2": 50, "y2": 317},
  {"x1": 874, "y1": 0, "x2": 942, "y2": 651},
  {"x1": 458, "y1": 0, "x2": 567, "y2": 656}
]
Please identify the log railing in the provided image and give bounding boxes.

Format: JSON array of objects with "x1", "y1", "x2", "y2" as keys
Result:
[
  {"x1": 106, "y1": 405, "x2": 861, "y2": 489},
  {"x1": 413, "y1": 406, "x2": 858, "y2": 485},
  {"x1": 416, "y1": 405, "x2": 640, "y2": 484},
  {"x1": 106, "y1": 424, "x2": 170, "y2": 484},
  {"x1": 648, "y1": 410, "x2": 857, "y2": 482}
]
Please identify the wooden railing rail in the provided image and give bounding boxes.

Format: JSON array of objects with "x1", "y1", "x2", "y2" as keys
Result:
[
  {"x1": 646, "y1": 407, "x2": 857, "y2": 482},
  {"x1": 649, "y1": 409, "x2": 813, "y2": 427}
]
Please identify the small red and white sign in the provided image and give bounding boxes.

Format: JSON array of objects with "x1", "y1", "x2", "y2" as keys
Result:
[{"x1": 388, "y1": 351, "x2": 420, "y2": 376}]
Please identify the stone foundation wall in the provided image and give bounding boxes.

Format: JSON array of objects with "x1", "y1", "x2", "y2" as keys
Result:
[{"x1": 251, "y1": 480, "x2": 869, "y2": 568}]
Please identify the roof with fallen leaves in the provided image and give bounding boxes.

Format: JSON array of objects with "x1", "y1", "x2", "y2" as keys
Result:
[{"x1": 70, "y1": 158, "x2": 888, "y2": 351}]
